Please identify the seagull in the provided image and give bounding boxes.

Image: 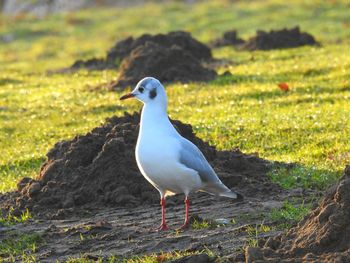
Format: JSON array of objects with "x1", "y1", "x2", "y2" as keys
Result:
[{"x1": 120, "y1": 77, "x2": 240, "y2": 231}]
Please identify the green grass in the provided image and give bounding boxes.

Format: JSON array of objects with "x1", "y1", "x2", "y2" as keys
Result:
[
  {"x1": 0, "y1": 233, "x2": 41, "y2": 262},
  {"x1": 270, "y1": 200, "x2": 311, "y2": 229},
  {"x1": 191, "y1": 219, "x2": 211, "y2": 230},
  {"x1": 0, "y1": 208, "x2": 32, "y2": 226},
  {"x1": 268, "y1": 165, "x2": 339, "y2": 189},
  {"x1": 245, "y1": 223, "x2": 272, "y2": 247},
  {"x1": 1, "y1": 0, "x2": 350, "y2": 192}
]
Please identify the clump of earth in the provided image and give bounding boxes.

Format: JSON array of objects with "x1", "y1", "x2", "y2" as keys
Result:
[
  {"x1": 210, "y1": 30, "x2": 245, "y2": 48},
  {"x1": 108, "y1": 42, "x2": 217, "y2": 89},
  {"x1": 240, "y1": 165, "x2": 350, "y2": 262},
  {"x1": 0, "y1": 112, "x2": 280, "y2": 219},
  {"x1": 66, "y1": 31, "x2": 212, "y2": 70},
  {"x1": 106, "y1": 31, "x2": 212, "y2": 63},
  {"x1": 60, "y1": 31, "x2": 217, "y2": 88},
  {"x1": 241, "y1": 26, "x2": 318, "y2": 50}
]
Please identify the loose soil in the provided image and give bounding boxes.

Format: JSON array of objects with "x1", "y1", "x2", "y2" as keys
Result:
[
  {"x1": 107, "y1": 42, "x2": 217, "y2": 90},
  {"x1": 62, "y1": 31, "x2": 213, "y2": 72},
  {"x1": 0, "y1": 189, "x2": 308, "y2": 262},
  {"x1": 69, "y1": 58, "x2": 115, "y2": 71},
  {"x1": 107, "y1": 31, "x2": 212, "y2": 63},
  {"x1": 210, "y1": 30, "x2": 245, "y2": 48},
  {"x1": 57, "y1": 31, "x2": 217, "y2": 88},
  {"x1": 241, "y1": 166, "x2": 350, "y2": 263},
  {"x1": 242, "y1": 26, "x2": 318, "y2": 51},
  {"x1": 0, "y1": 112, "x2": 318, "y2": 262}
]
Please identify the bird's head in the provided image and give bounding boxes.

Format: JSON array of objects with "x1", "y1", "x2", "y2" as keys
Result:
[{"x1": 120, "y1": 77, "x2": 167, "y2": 107}]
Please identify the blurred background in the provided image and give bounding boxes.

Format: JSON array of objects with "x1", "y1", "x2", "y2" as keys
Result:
[{"x1": 1, "y1": 0, "x2": 187, "y2": 16}]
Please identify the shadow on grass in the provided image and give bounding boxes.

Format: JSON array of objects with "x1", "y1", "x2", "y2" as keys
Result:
[
  {"x1": 212, "y1": 64, "x2": 347, "y2": 89},
  {"x1": 10, "y1": 28, "x2": 62, "y2": 41},
  {"x1": 213, "y1": 77, "x2": 348, "y2": 103},
  {"x1": 211, "y1": 73, "x2": 267, "y2": 86},
  {"x1": 0, "y1": 78, "x2": 23, "y2": 86},
  {"x1": 234, "y1": 85, "x2": 348, "y2": 103}
]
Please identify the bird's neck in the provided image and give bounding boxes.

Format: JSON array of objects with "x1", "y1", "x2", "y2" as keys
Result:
[{"x1": 139, "y1": 103, "x2": 177, "y2": 137}]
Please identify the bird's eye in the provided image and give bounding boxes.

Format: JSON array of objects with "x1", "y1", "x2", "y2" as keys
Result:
[{"x1": 138, "y1": 87, "x2": 144, "y2": 93}]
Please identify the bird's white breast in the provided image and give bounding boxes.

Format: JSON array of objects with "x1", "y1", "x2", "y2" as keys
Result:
[{"x1": 136, "y1": 132, "x2": 201, "y2": 196}]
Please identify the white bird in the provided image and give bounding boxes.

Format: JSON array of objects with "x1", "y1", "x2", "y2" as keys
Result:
[{"x1": 120, "y1": 77, "x2": 240, "y2": 231}]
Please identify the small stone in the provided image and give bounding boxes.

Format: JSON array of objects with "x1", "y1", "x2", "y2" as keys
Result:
[{"x1": 214, "y1": 218, "x2": 230, "y2": 225}]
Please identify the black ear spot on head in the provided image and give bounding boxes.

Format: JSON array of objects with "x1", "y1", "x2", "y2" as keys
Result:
[{"x1": 149, "y1": 88, "x2": 157, "y2": 99}]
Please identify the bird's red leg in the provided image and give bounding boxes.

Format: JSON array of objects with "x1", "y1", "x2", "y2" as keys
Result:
[
  {"x1": 156, "y1": 197, "x2": 169, "y2": 231},
  {"x1": 179, "y1": 196, "x2": 190, "y2": 230}
]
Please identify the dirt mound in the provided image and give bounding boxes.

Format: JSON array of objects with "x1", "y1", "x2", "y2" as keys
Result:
[
  {"x1": 69, "y1": 58, "x2": 114, "y2": 71},
  {"x1": 59, "y1": 31, "x2": 216, "y2": 88},
  {"x1": 210, "y1": 30, "x2": 245, "y2": 48},
  {"x1": 108, "y1": 42, "x2": 217, "y2": 89},
  {"x1": 107, "y1": 31, "x2": 212, "y2": 62},
  {"x1": 242, "y1": 166, "x2": 350, "y2": 262},
  {"x1": 242, "y1": 26, "x2": 318, "y2": 51},
  {"x1": 0, "y1": 112, "x2": 279, "y2": 219},
  {"x1": 63, "y1": 31, "x2": 212, "y2": 72}
]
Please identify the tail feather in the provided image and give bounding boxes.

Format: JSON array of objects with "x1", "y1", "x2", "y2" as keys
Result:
[{"x1": 200, "y1": 181, "x2": 239, "y2": 199}]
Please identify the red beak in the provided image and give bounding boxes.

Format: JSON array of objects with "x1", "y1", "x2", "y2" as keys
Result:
[{"x1": 120, "y1": 93, "x2": 135, "y2": 100}]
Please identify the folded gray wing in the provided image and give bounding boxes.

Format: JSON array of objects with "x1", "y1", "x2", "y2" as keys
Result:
[{"x1": 179, "y1": 138, "x2": 220, "y2": 183}]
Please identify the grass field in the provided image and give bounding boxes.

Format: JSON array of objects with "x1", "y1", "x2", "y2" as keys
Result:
[{"x1": 1, "y1": 0, "x2": 350, "y2": 192}]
